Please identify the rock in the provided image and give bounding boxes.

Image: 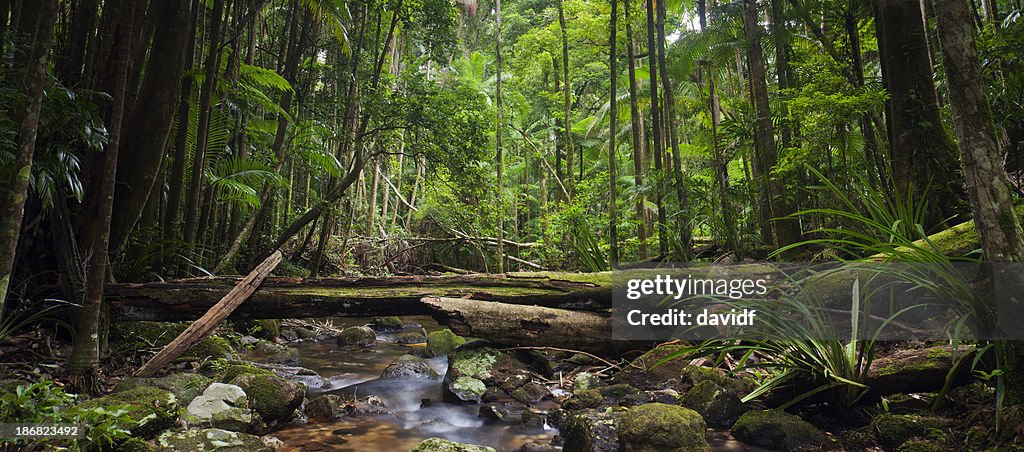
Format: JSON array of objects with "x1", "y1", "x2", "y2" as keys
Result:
[
  {"x1": 678, "y1": 380, "x2": 745, "y2": 427},
  {"x1": 479, "y1": 404, "x2": 509, "y2": 421},
  {"x1": 233, "y1": 320, "x2": 280, "y2": 340},
  {"x1": 450, "y1": 376, "x2": 488, "y2": 403},
  {"x1": 896, "y1": 439, "x2": 953, "y2": 452},
  {"x1": 370, "y1": 316, "x2": 404, "y2": 332},
  {"x1": 202, "y1": 382, "x2": 248, "y2": 405},
  {"x1": 872, "y1": 413, "x2": 952, "y2": 449},
  {"x1": 112, "y1": 321, "x2": 235, "y2": 362},
  {"x1": 519, "y1": 442, "x2": 559, "y2": 452},
  {"x1": 618, "y1": 403, "x2": 709, "y2": 452},
  {"x1": 238, "y1": 335, "x2": 260, "y2": 346},
  {"x1": 444, "y1": 342, "x2": 536, "y2": 403},
  {"x1": 511, "y1": 382, "x2": 550, "y2": 404},
  {"x1": 305, "y1": 394, "x2": 345, "y2": 421},
  {"x1": 230, "y1": 373, "x2": 305, "y2": 424},
  {"x1": 77, "y1": 386, "x2": 181, "y2": 438},
  {"x1": 114, "y1": 373, "x2": 212, "y2": 403},
  {"x1": 650, "y1": 389, "x2": 680, "y2": 405},
  {"x1": 260, "y1": 435, "x2": 284, "y2": 450},
  {"x1": 279, "y1": 326, "x2": 317, "y2": 342},
  {"x1": 573, "y1": 372, "x2": 597, "y2": 391},
  {"x1": 211, "y1": 362, "x2": 274, "y2": 383},
  {"x1": 154, "y1": 428, "x2": 272, "y2": 452},
  {"x1": 184, "y1": 383, "x2": 254, "y2": 432},
  {"x1": 336, "y1": 326, "x2": 376, "y2": 347},
  {"x1": 427, "y1": 329, "x2": 467, "y2": 356},
  {"x1": 411, "y1": 437, "x2": 496, "y2": 452},
  {"x1": 394, "y1": 331, "x2": 427, "y2": 344},
  {"x1": 563, "y1": 389, "x2": 603, "y2": 410},
  {"x1": 612, "y1": 344, "x2": 690, "y2": 390},
  {"x1": 521, "y1": 409, "x2": 546, "y2": 429},
  {"x1": 346, "y1": 395, "x2": 389, "y2": 417},
  {"x1": 119, "y1": 437, "x2": 156, "y2": 452},
  {"x1": 561, "y1": 409, "x2": 624, "y2": 452},
  {"x1": 250, "y1": 340, "x2": 300, "y2": 365},
  {"x1": 731, "y1": 410, "x2": 826, "y2": 451},
  {"x1": 380, "y1": 354, "x2": 440, "y2": 379},
  {"x1": 251, "y1": 363, "x2": 332, "y2": 392}
]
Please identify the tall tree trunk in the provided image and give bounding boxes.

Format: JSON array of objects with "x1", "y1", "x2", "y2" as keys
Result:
[
  {"x1": 0, "y1": 0, "x2": 57, "y2": 321},
  {"x1": 164, "y1": 0, "x2": 201, "y2": 242},
  {"x1": 496, "y1": 0, "x2": 506, "y2": 273},
  {"x1": 183, "y1": 0, "x2": 225, "y2": 246},
  {"x1": 559, "y1": 0, "x2": 574, "y2": 199},
  {"x1": 608, "y1": 0, "x2": 619, "y2": 267},
  {"x1": 625, "y1": 0, "x2": 648, "y2": 260},
  {"x1": 58, "y1": 0, "x2": 98, "y2": 86},
  {"x1": 67, "y1": 0, "x2": 133, "y2": 390},
  {"x1": 656, "y1": 0, "x2": 691, "y2": 260},
  {"x1": 645, "y1": 0, "x2": 667, "y2": 256},
  {"x1": 873, "y1": 0, "x2": 963, "y2": 229},
  {"x1": 743, "y1": 0, "x2": 801, "y2": 249},
  {"x1": 108, "y1": 0, "x2": 191, "y2": 254}
]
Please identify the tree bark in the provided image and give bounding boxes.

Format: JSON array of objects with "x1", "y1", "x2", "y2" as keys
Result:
[
  {"x1": 625, "y1": 0, "x2": 648, "y2": 260},
  {"x1": 0, "y1": 0, "x2": 57, "y2": 321},
  {"x1": 559, "y1": 0, "x2": 574, "y2": 199},
  {"x1": 656, "y1": 0, "x2": 692, "y2": 260},
  {"x1": 608, "y1": 0, "x2": 619, "y2": 267},
  {"x1": 496, "y1": 0, "x2": 506, "y2": 273},
  {"x1": 164, "y1": 0, "x2": 201, "y2": 242},
  {"x1": 873, "y1": 0, "x2": 963, "y2": 230},
  {"x1": 645, "y1": 0, "x2": 667, "y2": 257},
  {"x1": 743, "y1": 0, "x2": 801, "y2": 249},
  {"x1": 109, "y1": 0, "x2": 191, "y2": 254}
]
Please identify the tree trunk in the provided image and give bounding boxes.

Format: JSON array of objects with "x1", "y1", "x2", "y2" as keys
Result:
[
  {"x1": 873, "y1": 0, "x2": 963, "y2": 230},
  {"x1": 559, "y1": 0, "x2": 574, "y2": 199},
  {"x1": 164, "y1": 0, "x2": 201, "y2": 243},
  {"x1": 608, "y1": 0, "x2": 619, "y2": 267},
  {"x1": 656, "y1": 0, "x2": 691, "y2": 260},
  {"x1": 183, "y1": 0, "x2": 225, "y2": 246},
  {"x1": 645, "y1": 0, "x2": 667, "y2": 257},
  {"x1": 109, "y1": 0, "x2": 191, "y2": 255},
  {"x1": 67, "y1": 1, "x2": 134, "y2": 390},
  {"x1": 625, "y1": 0, "x2": 648, "y2": 261},
  {"x1": 0, "y1": 0, "x2": 57, "y2": 320},
  {"x1": 496, "y1": 0, "x2": 506, "y2": 273},
  {"x1": 743, "y1": 0, "x2": 801, "y2": 249}
]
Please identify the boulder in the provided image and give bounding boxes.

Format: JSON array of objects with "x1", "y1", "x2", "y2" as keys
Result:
[
  {"x1": 612, "y1": 344, "x2": 690, "y2": 391},
  {"x1": 427, "y1": 329, "x2": 467, "y2": 356},
  {"x1": 119, "y1": 437, "x2": 156, "y2": 452},
  {"x1": 678, "y1": 380, "x2": 745, "y2": 427},
  {"x1": 77, "y1": 386, "x2": 181, "y2": 438},
  {"x1": 233, "y1": 319, "x2": 280, "y2": 340},
  {"x1": 394, "y1": 331, "x2": 427, "y2": 345},
  {"x1": 443, "y1": 342, "x2": 535, "y2": 403},
  {"x1": 336, "y1": 326, "x2": 376, "y2": 347},
  {"x1": 185, "y1": 383, "x2": 253, "y2": 432},
  {"x1": 411, "y1": 437, "x2": 496, "y2": 452},
  {"x1": 249, "y1": 340, "x2": 299, "y2": 365},
  {"x1": 731, "y1": 410, "x2": 826, "y2": 451},
  {"x1": 230, "y1": 373, "x2": 305, "y2": 424},
  {"x1": 380, "y1": 354, "x2": 440, "y2": 379},
  {"x1": 112, "y1": 321, "x2": 235, "y2": 362},
  {"x1": 563, "y1": 389, "x2": 602, "y2": 410},
  {"x1": 561, "y1": 409, "x2": 624, "y2": 452},
  {"x1": 618, "y1": 403, "x2": 709, "y2": 452},
  {"x1": 114, "y1": 373, "x2": 212, "y2": 403},
  {"x1": 154, "y1": 428, "x2": 272, "y2": 452},
  {"x1": 872, "y1": 413, "x2": 952, "y2": 449},
  {"x1": 369, "y1": 316, "x2": 404, "y2": 332},
  {"x1": 305, "y1": 394, "x2": 345, "y2": 421}
]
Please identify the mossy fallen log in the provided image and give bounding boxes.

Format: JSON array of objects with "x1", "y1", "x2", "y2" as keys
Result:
[
  {"x1": 107, "y1": 272, "x2": 613, "y2": 321},
  {"x1": 893, "y1": 205, "x2": 1024, "y2": 257}
]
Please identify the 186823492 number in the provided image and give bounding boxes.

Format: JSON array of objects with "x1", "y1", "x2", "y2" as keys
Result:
[{"x1": 0, "y1": 423, "x2": 84, "y2": 439}]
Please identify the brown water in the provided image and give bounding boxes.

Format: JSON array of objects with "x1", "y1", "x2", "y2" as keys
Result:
[{"x1": 258, "y1": 317, "x2": 559, "y2": 451}]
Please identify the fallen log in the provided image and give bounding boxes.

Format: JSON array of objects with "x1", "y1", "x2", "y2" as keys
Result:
[
  {"x1": 107, "y1": 271, "x2": 613, "y2": 322},
  {"x1": 134, "y1": 250, "x2": 283, "y2": 377},
  {"x1": 421, "y1": 296, "x2": 645, "y2": 354}
]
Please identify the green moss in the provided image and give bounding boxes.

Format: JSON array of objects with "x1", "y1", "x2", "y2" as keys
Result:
[
  {"x1": 451, "y1": 376, "x2": 487, "y2": 401},
  {"x1": 230, "y1": 373, "x2": 305, "y2": 422},
  {"x1": 613, "y1": 344, "x2": 690, "y2": 390},
  {"x1": 896, "y1": 439, "x2": 952, "y2": 452},
  {"x1": 411, "y1": 437, "x2": 496, "y2": 452},
  {"x1": 271, "y1": 260, "x2": 309, "y2": 278},
  {"x1": 114, "y1": 373, "x2": 212, "y2": 402},
  {"x1": 731, "y1": 410, "x2": 825, "y2": 451},
  {"x1": 371, "y1": 316, "x2": 403, "y2": 330},
  {"x1": 78, "y1": 387, "x2": 181, "y2": 439},
  {"x1": 679, "y1": 380, "x2": 744, "y2": 426},
  {"x1": 450, "y1": 346, "x2": 498, "y2": 380},
  {"x1": 872, "y1": 413, "x2": 951, "y2": 448},
  {"x1": 336, "y1": 326, "x2": 376, "y2": 347},
  {"x1": 598, "y1": 383, "x2": 640, "y2": 399},
  {"x1": 564, "y1": 389, "x2": 602, "y2": 410},
  {"x1": 154, "y1": 428, "x2": 272, "y2": 452},
  {"x1": 118, "y1": 437, "x2": 156, "y2": 452},
  {"x1": 426, "y1": 329, "x2": 466, "y2": 356},
  {"x1": 619, "y1": 403, "x2": 709, "y2": 452},
  {"x1": 233, "y1": 319, "x2": 280, "y2": 340},
  {"x1": 212, "y1": 363, "x2": 273, "y2": 383},
  {"x1": 112, "y1": 322, "x2": 235, "y2": 361}
]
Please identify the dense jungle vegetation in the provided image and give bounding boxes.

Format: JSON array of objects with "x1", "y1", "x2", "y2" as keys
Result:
[{"x1": 3, "y1": 0, "x2": 1024, "y2": 449}]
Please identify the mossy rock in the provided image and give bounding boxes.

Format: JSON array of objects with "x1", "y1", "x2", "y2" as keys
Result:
[
  {"x1": 887, "y1": 205, "x2": 1024, "y2": 258},
  {"x1": 612, "y1": 344, "x2": 690, "y2": 390},
  {"x1": 154, "y1": 428, "x2": 272, "y2": 452},
  {"x1": 618, "y1": 403, "x2": 709, "y2": 452},
  {"x1": 233, "y1": 320, "x2": 280, "y2": 340},
  {"x1": 114, "y1": 373, "x2": 212, "y2": 403},
  {"x1": 872, "y1": 413, "x2": 952, "y2": 449},
  {"x1": 678, "y1": 380, "x2": 745, "y2": 427},
  {"x1": 230, "y1": 373, "x2": 305, "y2": 423},
  {"x1": 394, "y1": 331, "x2": 427, "y2": 345},
  {"x1": 210, "y1": 362, "x2": 274, "y2": 383},
  {"x1": 336, "y1": 326, "x2": 376, "y2": 347},
  {"x1": 305, "y1": 394, "x2": 345, "y2": 421},
  {"x1": 896, "y1": 439, "x2": 953, "y2": 452},
  {"x1": 427, "y1": 329, "x2": 466, "y2": 356},
  {"x1": 119, "y1": 437, "x2": 156, "y2": 452},
  {"x1": 411, "y1": 437, "x2": 496, "y2": 452},
  {"x1": 249, "y1": 339, "x2": 299, "y2": 365},
  {"x1": 598, "y1": 383, "x2": 641, "y2": 400},
  {"x1": 731, "y1": 410, "x2": 826, "y2": 451},
  {"x1": 561, "y1": 408, "x2": 624, "y2": 452},
  {"x1": 380, "y1": 354, "x2": 440, "y2": 379},
  {"x1": 271, "y1": 260, "x2": 309, "y2": 278},
  {"x1": 369, "y1": 316, "x2": 404, "y2": 332},
  {"x1": 112, "y1": 322, "x2": 235, "y2": 361},
  {"x1": 78, "y1": 386, "x2": 181, "y2": 439}
]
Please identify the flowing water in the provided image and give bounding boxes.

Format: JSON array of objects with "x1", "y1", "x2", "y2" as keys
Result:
[
  {"x1": 250, "y1": 316, "x2": 763, "y2": 451},
  {"x1": 257, "y1": 316, "x2": 557, "y2": 451}
]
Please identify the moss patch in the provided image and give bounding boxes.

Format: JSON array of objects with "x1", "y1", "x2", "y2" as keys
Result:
[
  {"x1": 872, "y1": 413, "x2": 952, "y2": 449},
  {"x1": 619, "y1": 403, "x2": 709, "y2": 452},
  {"x1": 78, "y1": 386, "x2": 181, "y2": 439},
  {"x1": 230, "y1": 373, "x2": 305, "y2": 423},
  {"x1": 679, "y1": 380, "x2": 744, "y2": 427},
  {"x1": 233, "y1": 320, "x2": 280, "y2": 340},
  {"x1": 731, "y1": 410, "x2": 825, "y2": 451},
  {"x1": 114, "y1": 373, "x2": 212, "y2": 403},
  {"x1": 154, "y1": 428, "x2": 272, "y2": 452},
  {"x1": 411, "y1": 437, "x2": 496, "y2": 452},
  {"x1": 613, "y1": 344, "x2": 690, "y2": 390},
  {"x1": 112, "y1": 322, "x2": 235, "y2": 362},
  {"x1": 427, "y1": 329, "x2": 466, "y2": 356}
]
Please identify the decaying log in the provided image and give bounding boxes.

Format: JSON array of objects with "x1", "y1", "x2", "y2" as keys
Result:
[
  {"x1": 134, "y1": 250, "x2": 283, "y2": 377},
  {"x1": 421, "y1": 296, "x2": 646, "y2": 354},
  {"x1": 108, "y1": 271, "x2": 613, "y2": 321}
]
